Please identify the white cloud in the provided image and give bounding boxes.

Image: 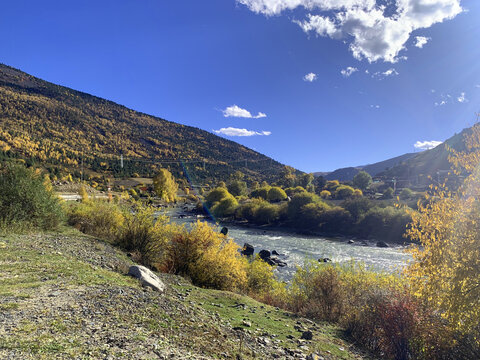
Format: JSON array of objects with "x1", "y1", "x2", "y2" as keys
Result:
[
  {"x1": 476, "y1": 84, "x2": 480, "y2": 88},
  {"x1": 370, "y1": 104, "x2": 380, "y2": 109},
  {"x1": 222, "y1": 105, "x2": 267, "y2": 119},
  {"x1": 457, "y1": 92, "x2": 468, "y2": 103},
  {"x1": 303, "y1": 72, "x2": 318, "y2": 82},
  {"x1": 414, "y1": 36, "x2": 431, "y2": 48},
  {"x1": 371, "y1": 68, "x2": 399, "y2": 79},
  {"x1": 414, "y1": 140, "x2": 442, "y2": 150},
  {"x1": 435, "y1": 100, "x2": 447, "y2": 106},
  {"x1": 340, "y1": 66, "x2": 358, "y2": 77},
  {"x1": 238, "y1": 0, "x2": 463, "y2": 63},
  {"x1": 213, "y1": 127, "x2": 271, "y2": 136},
  {"x1": 383, "y1": 68, "x2": 399, "y2": 76}
]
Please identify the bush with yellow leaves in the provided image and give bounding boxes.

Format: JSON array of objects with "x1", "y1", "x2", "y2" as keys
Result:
[
  {"x1": 161, "y1": 221, "x2": 247, "y2": 291},
  {"x1": 66, "y1": 199, "x2": 124, "y2": 241}
]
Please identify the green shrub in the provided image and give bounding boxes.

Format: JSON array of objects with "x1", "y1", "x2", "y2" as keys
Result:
[
  {"x1": 341, "y1": 197, "x2": 374, "y2": 222},
  {"x1": 205, "y1": 187, "x2": 238, "y2": 217},
  {"x1": 296, "y1": 202, "x2": 330, "y2": 229},
  {"x1": 287, "y1": 192, "x2": 320, "y2": 220},
  {"x1": 284, "y1": 186, "x2": 306, "y2": 197},
  {"x1": 383, "y1": 187, "x2": 395, "y2": 199},
  {"x1": 267, "y1": 186, "x2": 288, "y2": 202},
  {"x1": 325, "y1": 180, "x2": 340, "y2": 192},
  {"x1": 357, "y1": 206, "x2": 411, "y2": 242},
  {"x1": 319, "y1": 190, "x2": 331, "y2": 199},
  {"x1": 227, "y1": 180, "x2": 248, "y2": 197},
  {"x1": 335, "y1": 185, "x2": 355, "y2": 199},
  {"x1": 317, "y1": 207, "x2": 353, "y2": 234},
  {"x1": 250, "y1": 186, "x2": 270, "y2": 200},
  {"x1": 211, "y1": 195, "x2": 238, "y2": 217},
  {"x1": 399, "y1": 188, "x2": 413, "y2": 200},
  {"x1": 0, "y1": 164, "x2": 63, "y2": 230},
  {"x1": 235, "y1": 199, "x2": 263, "y2": 221},
  {"x1": 254, "y1": 203, "x2": 280, "y2": 225},
  {"x1": 205, "y1": 187, "x2": 231, "y2": 205}
]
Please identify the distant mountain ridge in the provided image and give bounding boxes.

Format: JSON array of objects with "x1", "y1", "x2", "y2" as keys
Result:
[
  {"x1": 316, "y1": 127, "x2": 472, "y2": 188},
  {"x1": 0, "y1": 64, "x2": 285, "y2": 183},
  {"x1": 315, "y1": 152, "x2": 418, "y2": 181}
]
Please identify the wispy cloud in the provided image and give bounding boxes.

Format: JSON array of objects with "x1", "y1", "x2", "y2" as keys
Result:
[
  {"x1": 371, "y1": 68, "x2": 399, "y2": 79},
  {"x1": 238, "y1": 0, "x2": 462, "y2": 63},
  {"x1": 370, "y1": 104, "x2": 380, "y2": 109},
  {"x1": 222, "y1": 105, "x2": 266, "y2": 119},
  {"x1": 414, "y1": 140, "x2": 442, "y2": 150},
  {"x1": 457, "y1": 92, "x2": 468, "y2": 103},
  {"x1": 341, "y1": 67, "x2": 358, "y2": 77},
  {"x1": 414, "y1": 36, "x2": 431, "y2": 48},
  {"x1": 213, "y1": 127, "x2": 271, "y2": 137},
  {"x1": 303, "y1": 72, "x2": 318, "y2": 82}
]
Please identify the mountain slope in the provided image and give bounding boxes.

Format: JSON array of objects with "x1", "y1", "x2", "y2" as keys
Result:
[
  {"x1": 0, "y1": 64, "x2": 284, "y2": 184},
  {"x1": 377, "y1": 129, "x2": 469, "y2": 184},
  {"x1": 316, "y1": 152, "x2": 418, "y2": 181}
]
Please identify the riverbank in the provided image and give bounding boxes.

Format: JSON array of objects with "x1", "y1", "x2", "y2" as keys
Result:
[
  {"x1": 177, "y1": 205, "x2": 411, "y2": 247},
  {"x1": 169, "y1": 208, "x2": 411, "y2": 277},
  {"x1": 0, "y1": 229, "x2": 369, "y2": 360}
]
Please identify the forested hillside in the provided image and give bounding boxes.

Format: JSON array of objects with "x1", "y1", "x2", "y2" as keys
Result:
[{"x1": 0, "y1": 64, "x2": 284, "y2": 184}]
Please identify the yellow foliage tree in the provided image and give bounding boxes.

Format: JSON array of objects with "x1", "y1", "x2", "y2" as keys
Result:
[
  {"x1": 406, "y1": 124, "x2": 480, "y2": 337},
  {"x1": 153, "y1": 168, "x2": 178, "y2": 203}
]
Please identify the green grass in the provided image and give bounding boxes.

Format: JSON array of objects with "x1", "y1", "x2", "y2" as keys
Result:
[
  {"x1": 0, "y1": 230, "x2": 368, "y2": 359},
  {"x1": 171, "y1": 283, "x2": 362, "y2": 360}
]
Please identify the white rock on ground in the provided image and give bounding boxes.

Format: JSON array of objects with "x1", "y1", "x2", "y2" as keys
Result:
[{"x1": 128, "y1": 265, "x2": 165, "y2": 292}]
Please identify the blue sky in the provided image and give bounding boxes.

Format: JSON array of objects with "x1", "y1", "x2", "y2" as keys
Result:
[{"x1": 1, "y1": 0, "x2": 479, "y2": 172}]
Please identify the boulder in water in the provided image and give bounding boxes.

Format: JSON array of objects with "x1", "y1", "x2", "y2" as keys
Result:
[
  {"x1": 268, "y1": 257, "x2": 287, "y2": 267},
  {"x1": 259, "y1": 250, "x2": 271, "y2": 260},
  {"x1": 318, "y1": 258, "x2": 332, "y2": 263},
  {"x1": 241, "y1": 243, "x2": 254, "y2": 257},
  {"x1": 376, "y1": 241, "x2": 389, "y2": 248},
  {"x1": 220, "y1": 227, "x2": 228, "y2": 236},
  {"x1": 272, "y1": 250, "x2": 280, "y2": 256}
]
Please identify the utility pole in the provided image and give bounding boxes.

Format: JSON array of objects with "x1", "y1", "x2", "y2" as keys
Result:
[{"x1": 81, "y1": 150, "x2": 84, "y2": 182}]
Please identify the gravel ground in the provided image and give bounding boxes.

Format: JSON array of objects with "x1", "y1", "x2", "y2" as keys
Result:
[{"x1": 0, "y1": 232, "x2": 369, "y2": 360}]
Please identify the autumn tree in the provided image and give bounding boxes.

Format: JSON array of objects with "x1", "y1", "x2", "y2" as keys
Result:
[
  {"x1": 406, "y1": 124, "x2": 480, "y2": 338},
  {"x1": 279, "y1": 166, "x2": 297, "y2": 188},
  {"x1": 153, "y1": 168, "x2": 178, "y2": 203}
]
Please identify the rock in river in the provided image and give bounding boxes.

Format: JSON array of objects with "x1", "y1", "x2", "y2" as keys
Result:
[
  {"x1": 259, "y1": 249, "x2": 271, "y2": 260},
  {"x1": 241, "y1": 243, "x2": 254, "y2": 257}
]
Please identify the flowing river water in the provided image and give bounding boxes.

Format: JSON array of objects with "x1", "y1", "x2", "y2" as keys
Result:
[{"x1": 166, "y1": 209, "x2": 411, "y2": 280}]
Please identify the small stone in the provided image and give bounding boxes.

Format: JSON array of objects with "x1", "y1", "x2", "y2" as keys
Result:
[{"x1": 300, "y1": 331, "x2": 313, "y2": 340}]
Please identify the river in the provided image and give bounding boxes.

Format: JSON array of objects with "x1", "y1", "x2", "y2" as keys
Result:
[{"x1": 166, "y1": 210, "x2": 411, "y2": 280}]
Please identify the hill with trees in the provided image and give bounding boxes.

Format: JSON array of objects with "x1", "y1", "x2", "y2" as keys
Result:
[
  {"x1": 317, "y1": 152, "x2": 417, "y2": 181},
  {"x1": 317, "y1": 128, "x2": 473, "y2": 189},
  {"x1": 0, "y1": 63, "x2": 285, "y2": 185}
]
